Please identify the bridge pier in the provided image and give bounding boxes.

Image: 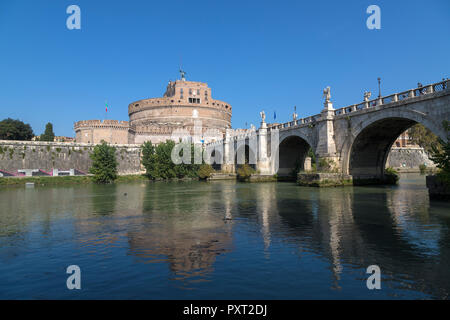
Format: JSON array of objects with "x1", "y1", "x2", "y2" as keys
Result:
[
  {"x1": 256, "y1": 120, "x2": 272, "y2": 174},
  {"x1": 221, "y1": 131, "x2": 235, "y2": 174},
  {"x1": 315, "y1": 99, "x2": 341, "y2": 172}
]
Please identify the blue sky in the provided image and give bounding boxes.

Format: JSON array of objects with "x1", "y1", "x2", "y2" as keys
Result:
[{"x1": 0, "y1": 0, "x2": 449, "y2": 137}]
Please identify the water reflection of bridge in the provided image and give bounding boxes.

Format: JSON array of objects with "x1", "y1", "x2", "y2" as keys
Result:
[{"x1": 1, "y1": 180, "x2": 449, "y2": 297}]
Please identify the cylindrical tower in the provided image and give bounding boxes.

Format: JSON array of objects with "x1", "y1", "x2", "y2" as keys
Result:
[{"x1": 128, "y1": 79, "x2": 232, "y2": 144}]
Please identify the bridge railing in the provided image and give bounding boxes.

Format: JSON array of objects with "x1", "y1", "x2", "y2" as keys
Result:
[
  {"x1": 265, "y1": 113, "x2": 321, "y2": 131},
  {"x1": 207, "y1": 79, "x2": 449, "y2": 142},
  {"x1": 333, "y1": 79, "x2": 449, "y2": 117}
]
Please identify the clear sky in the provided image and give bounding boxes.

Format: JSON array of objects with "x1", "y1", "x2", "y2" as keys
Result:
[{"x1": 0, "y1": 0, "x2": 449, "y2": 137}]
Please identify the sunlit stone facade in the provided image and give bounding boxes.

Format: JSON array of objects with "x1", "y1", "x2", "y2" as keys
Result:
[{"x1": 74, "y1": 77, "x2": 232, "y2": 145}]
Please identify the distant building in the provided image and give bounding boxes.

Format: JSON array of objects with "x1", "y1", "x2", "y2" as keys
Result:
[
  {"x1": 74, "y1": 73, "x2": 232, "y2": 145},
  {"x1": 393, "y1": 130, "x2": 418, "y2": 148},
  {"x1": 54, "y1": 136, "x2": 75, "y2": 143}
]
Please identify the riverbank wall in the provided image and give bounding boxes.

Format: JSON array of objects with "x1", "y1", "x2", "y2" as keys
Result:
[
  {"x1": 0, "y1": 140, "x2": 142, "y2": 175},
  {"x1": 386, "y1": 147, "x2": 436, "y2": 170}
]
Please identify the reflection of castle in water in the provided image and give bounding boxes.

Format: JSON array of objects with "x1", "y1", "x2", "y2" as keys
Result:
[{"x1": 69, "y1": 182, "x2": 234, "y2": 281}]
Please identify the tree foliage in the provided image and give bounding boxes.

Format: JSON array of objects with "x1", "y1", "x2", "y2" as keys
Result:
[
  {"x1": 430, "y1": 121, "x2": 450, "y2": 184},
  {"x1": 141, "y1": 140, "x2": 202, "y2": 180},
  {"x1": 89, "y1": 141, "x2": 118, "y2": 184},
  {"x1": 408, "y1": 124, "x2": 441, "y2": 154},
  {"x1": 0, "y1": 118, "x2": 34, "y2": 141},
  {"x1": 40, "y1": 122, "x2": 55, "y2": 142}
]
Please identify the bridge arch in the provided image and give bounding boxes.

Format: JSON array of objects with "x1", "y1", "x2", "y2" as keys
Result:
[
  {"x1": 344, "y1": 109, "x2": 444, "y2": 179},
  {"x1": 234, "y1": 138, "x2": 257, "y2": 171},
  {"x1": 276, "y1": 132, "x2": 314, "y2": 176}
]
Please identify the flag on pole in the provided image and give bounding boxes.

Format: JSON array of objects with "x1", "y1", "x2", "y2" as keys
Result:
[
  {"x1": 274, "y1": 111, "x2": 277, "y2": 120},
  {"x1": 105, "y1": 101, "x2": 108, "y2": 112}
]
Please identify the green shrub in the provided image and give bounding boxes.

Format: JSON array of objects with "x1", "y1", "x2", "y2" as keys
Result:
[
  {"x1": 198, "y1": 164, "x2": 215, "y2": 180},
  {"x1": 237, "y1": 164, "x2": 255, "y2": 181},
  {"x1": 385, "y1": 167, "x2": 399, "y2": 184},
  {"x1": 318, "y1": 158, "x2": 337, "y2": 173},
  {"x1": 419, "y1": 164, "x2": 427, "y2": 175},
  {"x1": 89, "y1": 141, "x2": 118, "y2": 184}
]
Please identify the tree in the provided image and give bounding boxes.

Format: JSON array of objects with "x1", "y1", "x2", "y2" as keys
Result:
[
  {"x1": 141, "y1": 141, "x2": 158, "y2": 178},
  {"x1": 0, "y1": 118, "x2": 34, "y2": 141},
  {"x1": 40, "y1": 122, "x2": 55, "y2": 142},
  {"x1": 430, "y1": 121, "x2": 450, "y2": 184},
  {"x1": 89, "y1": 141, "x2": 118, "y2": 184},
  {"x1": 408, "y1": 124, "x2": 441, "y2": 155},
  {"x1": 141, "y1": 140, "x2": 201, "y2": 180}
]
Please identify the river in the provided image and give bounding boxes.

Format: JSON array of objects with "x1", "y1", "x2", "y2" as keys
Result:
[{"x1": 0, "y1": 173, "x2": 449, "y2": 299}]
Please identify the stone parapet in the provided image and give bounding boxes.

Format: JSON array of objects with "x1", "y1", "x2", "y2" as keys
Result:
[{"x1": 74, "y1": 120, "x2": 130, "y2": 129}]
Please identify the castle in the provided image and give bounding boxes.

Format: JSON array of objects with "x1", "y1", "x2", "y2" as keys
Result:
[{"x1": 74, "y1": 72, "x2": 232, "y2": 145}]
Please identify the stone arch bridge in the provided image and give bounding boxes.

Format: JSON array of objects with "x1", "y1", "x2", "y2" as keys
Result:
[{"x1": 205, "y1": 79, "x2": 450, "y2": 182}]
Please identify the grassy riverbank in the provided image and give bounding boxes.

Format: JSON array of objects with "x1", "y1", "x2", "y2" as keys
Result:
[{"x1": 0, "y1": 175, "x2": 149, "y2": 186}]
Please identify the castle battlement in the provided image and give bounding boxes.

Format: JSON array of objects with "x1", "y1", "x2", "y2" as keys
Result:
[
  {"x1": 74, "y1": 120, "x2": 130, "y2": 129},
  {"x1": 128, "y1": 97, "x2": 232, "y2": 115}
]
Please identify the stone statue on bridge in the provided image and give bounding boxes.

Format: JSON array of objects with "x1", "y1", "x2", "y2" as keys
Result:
[
  {"x1": 260, "y1": 110, "x2": 266, "y2": 123},
  {"x1": 323, "y1": 87, "x2": 331, "y2": 102},
  {"x1": 364, "y1": 91, "x2": 372, "y2": 101}
]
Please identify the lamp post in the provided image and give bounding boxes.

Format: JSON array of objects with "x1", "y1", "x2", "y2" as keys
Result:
[{"x1": 377, "y1": 77, "x2": 381, "y2": 98}]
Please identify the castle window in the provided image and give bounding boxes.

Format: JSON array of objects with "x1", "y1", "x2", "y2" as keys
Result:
[
  {"x1": 189, "y1": 89, "x2": 192, "y2": 95},
  {"x1": 189, "y1": 98, "x2": 200, "y2": 104},
  {"x1": 197, "y1": 89, "x2": 200, "y2": 95}
]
